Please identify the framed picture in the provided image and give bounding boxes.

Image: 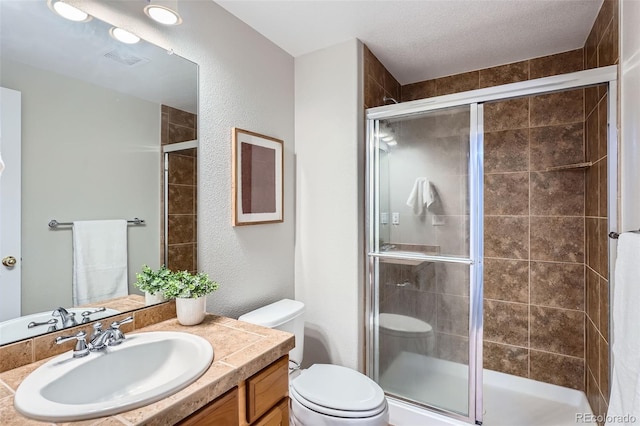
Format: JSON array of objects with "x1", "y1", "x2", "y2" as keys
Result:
[{"x1": 232, "y1": 128, "x2": 284, "y2": 226}]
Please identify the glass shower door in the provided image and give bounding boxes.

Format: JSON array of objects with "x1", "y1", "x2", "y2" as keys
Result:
[{"x1": 367, "y1": 104, "x2": 483, "y2": 423}]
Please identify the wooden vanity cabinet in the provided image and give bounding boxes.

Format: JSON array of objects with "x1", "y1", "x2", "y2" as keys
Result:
[{"x1": 178, "y1": 355, "x2": 289, "y2": 426}]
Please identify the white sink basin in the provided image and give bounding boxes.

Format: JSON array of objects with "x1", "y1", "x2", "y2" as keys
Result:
[
  {"x1": 14, "y1": 331, "x2": 214, "y2": 421},
  {"x1": 0, "y1": 308, "x2": 120, "y2": 345}
]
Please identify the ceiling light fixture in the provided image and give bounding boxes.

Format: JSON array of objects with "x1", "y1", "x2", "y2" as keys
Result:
[
  {"x1": 144, "y1": 0, "x2": 182, "y2": 25},
  {"x1": 386, "y1": 140, "x2": 398, "y2": 146},
  {"x1": 47, "y1": 0, "x2": 91, "y2": 22},
  {"x1": 109, "y1": 27, "x2": 141, "y2": 44}
]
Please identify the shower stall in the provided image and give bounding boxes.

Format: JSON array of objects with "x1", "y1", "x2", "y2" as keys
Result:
[{"x1": 365, "y1": 66, "x2": 617, "y2": 425}]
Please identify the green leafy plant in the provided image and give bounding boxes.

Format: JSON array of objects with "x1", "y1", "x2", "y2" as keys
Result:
[
  {"x1": 134, "y1": 264, "x2": 172, "y2": 295},
  {"x1": 162, "y1": 270, "x2": 219, "y2": 299}
]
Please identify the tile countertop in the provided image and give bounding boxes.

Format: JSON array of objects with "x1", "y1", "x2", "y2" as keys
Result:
[{"x1": 0, "y1": 314, "x2": 295, "y2": 426}]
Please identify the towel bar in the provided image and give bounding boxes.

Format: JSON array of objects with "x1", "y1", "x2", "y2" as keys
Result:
[
  {"x1": 48, "y1": 218, "x2": 145, "y2": 228},
  {"x1": 609, "y1": 229, "x2": 640, "y2": 239}
]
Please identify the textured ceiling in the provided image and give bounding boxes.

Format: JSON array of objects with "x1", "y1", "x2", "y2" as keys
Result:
[{"x1": 215, "y1": 0, "x2": 603, "y2": 84}]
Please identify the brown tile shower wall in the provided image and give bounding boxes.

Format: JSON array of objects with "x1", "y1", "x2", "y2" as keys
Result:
[
  {"x1": 161, "y1": 105, "x2": 198, "y2": 273},
  {"x1": 483, "y1": 89, "x2": 586, "y2": 390},
  {"x1": 583, "y1": 0, "x2": 618, "y2": 420},
  {"x1": 364, "y1": 46, "x2": 400, "y2": 108}
]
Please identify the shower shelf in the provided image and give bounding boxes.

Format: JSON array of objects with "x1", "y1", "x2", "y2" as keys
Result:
[{"x1": 544, "y1": 161, "x2": 592, "y2": 172}]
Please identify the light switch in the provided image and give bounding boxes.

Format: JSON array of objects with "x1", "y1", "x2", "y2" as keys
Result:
[
  {"x1": 381, "y1": 212, "x2": 389, "y2": 225},
  {"x1": 392, "y1": 212, "x2": 400, "y2": 225}
]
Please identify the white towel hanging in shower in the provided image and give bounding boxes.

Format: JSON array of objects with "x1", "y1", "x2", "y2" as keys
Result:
[{"x1": 406, "y1": 178, "x2": 436, "y2": 215}]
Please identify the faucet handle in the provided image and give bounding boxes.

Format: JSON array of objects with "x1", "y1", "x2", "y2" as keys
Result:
[
  {"x1": 91, "y1": 322, "x2": 103, "y2": 340},
  {"x1": 110, "y1": 316, "x2": 133, "y2": 330},
  {"x1": 108, "y1": 316, "x2": 133, "y2": 345},
  {"x1": 55, "y1": 331, "x2": 89, "y2": 358}
]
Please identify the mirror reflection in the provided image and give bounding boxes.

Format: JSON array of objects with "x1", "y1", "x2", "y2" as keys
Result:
[{"x1": 0, "y1": 0, "x2": 198, "y2": 345}]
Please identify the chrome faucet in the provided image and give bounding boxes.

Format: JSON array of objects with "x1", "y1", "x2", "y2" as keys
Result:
[
  {"x1": 52, "y1": 307, "x2": 77, "y2": 328},
  {"x1": 55, "y1": 316, "x2": 133, "y2": 357},
  {"x1": 89, "y1": 316, "x2": 133, "y2": 349}
]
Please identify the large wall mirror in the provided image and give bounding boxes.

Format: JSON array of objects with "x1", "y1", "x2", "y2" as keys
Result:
[{"x1": 0, "y1": 0, "x2": 198, "y2": 345}]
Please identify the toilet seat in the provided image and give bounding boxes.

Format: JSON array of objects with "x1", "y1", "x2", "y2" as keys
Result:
[
  {"x1": 290, "y1": 364, "x2": 387, "y2": 418},
  {"x1": 379, "y1": 313, "x2": 432, "y2": 338}
]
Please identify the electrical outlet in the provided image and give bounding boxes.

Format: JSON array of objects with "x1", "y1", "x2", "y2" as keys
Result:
[{"x1": 392, "y1": 212, "x2": 400, "y2": 225}]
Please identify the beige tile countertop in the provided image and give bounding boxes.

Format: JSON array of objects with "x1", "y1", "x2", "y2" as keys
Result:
[{"x1": 0, "y1": 314, "x2": 294, "y2": 426}]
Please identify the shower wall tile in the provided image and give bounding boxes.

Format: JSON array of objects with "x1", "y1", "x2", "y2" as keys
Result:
[
  {"x1": 586, "y1": 318, "x2": 600, "y2": 380},
  {"x1": 168, "y1": 184, "x2": 196, "y2": 215},
  {"x1": 600, "y1": 278, "x2": 609, "y2": 342},
  {"x1": 167, "y1": 243, "x2": 195, "y2": 272},
  {"x1": 484, "y1": 300, "x2": 528, "y2": 347},
  {"x1": 530, "y1": 171, "x2": 584, "y2": 216},
  {"x1": 587, "y1": 370, "x2": 599, "y2": 419},
  {"x1": 586, "y1": 218, "x2": 600, "y2": 270},
  {"x1": 365, "y1": 75, "x2": 385, "y2": 109},
  {"x1": 168, "y1": 107, "x2": 197, "y2": 129},
  {"x1": 530, "y1": 216, "x2": 584, "y2": 263},
  {"x1": 530, "y1": 306, "x2": 584, "y2": 357},
  {"x1": 435, "y1": 263, "x2": 469, "y2": 297},
  {"x1": 484, "y1": 172, "x2": 529, "y2": 216},
  {"x1": 436, "y1": 333, "x2": 469, "y2": 365},
  {"x1": 530, "y1": 350, "x2": 584, "y2": 390},
  {"x1": 529, "y1": 49, "x2": 584, "y2": 79},
  {"x1": 168, "y1": 215, "x2": 196, "y2": 245},
  {"x1": 599, "y1": 336, "x2": 610, "y2": 401},
  {"x1": 598, "y1": 219, "x2": 608, "y2": 278},
  {"x1": 168, "y1": 153, "x2": 196, "y2": 186},
  {"x1": 586, "y1": 108, "x2": 600, "y2": 163},
  {"x1": 484, "y1": 98, "x2": 529, "y2": 132},
  {"x1": 479, "y1": 61, "x2": 528, "y2": 88},
  {"x1": 598, "y1": 10, "x2": 618, "y2": 67},
  {"x1": 484, "y1": 258, "x2": 529, "y2": 303},
  {"x1": 598, "y1": 159, "x2": 608, "y2": 218},
  {"x1": 530, "y1": 89, "x2": 584, "y2": 127},
  {"x1": 585, "y1": 162, "x2": 599, "y2": 217},
  {"x1": 529, "y1": 123, "x2": 584, "y2": 171},
  {"x1": 168, "y1": 123, "x2": 196, "y2": 144},
  {"x1": 484, "y1": 216, "x2": 529, "y2": 260},
  {"x1": 436, "y1": 294, "x2": 469, "y2": 337},
  {"x1": 530, "y1": 262, "x2": 584, "y2": 310},
  {"x1": 435, "y1": 71, "x2": 479, "y2": 96},
  {"x1": 586, "y1": 268, "x2": 600, "y2": 330},
  {"x1": 598, "y1": 96, "x2": 609, "y2": 160},
  {"x1": 585, "y1": 86, "x2": 600, "y2": 117},
  {"x1": 483, "y1": 341, "x2": 528, "y2": 377},
  {"x1": 401, "y1": 80, "x2": 436, "y2": 102},
  {"x1": 483, "y1": 129, "x2": 529, "y2": 173}
]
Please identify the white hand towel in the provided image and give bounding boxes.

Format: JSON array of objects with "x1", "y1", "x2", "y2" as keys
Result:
[
  {"x1": 608, "y1": 232, "x2": 640, "y2": 424},
  {"x1": 406, "y1": 178, "x2": 436, "y2": 215},
  {"x1": 72, "y1": 220, "x2": 128, "y2": 305}
]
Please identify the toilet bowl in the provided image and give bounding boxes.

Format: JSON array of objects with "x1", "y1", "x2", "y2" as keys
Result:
[
  {"x1": 378, "y1": 313, "x2": 434, "y2": 375},
  {"x1": 238, "y1": 299, "x2": 389, "y2": 426}
]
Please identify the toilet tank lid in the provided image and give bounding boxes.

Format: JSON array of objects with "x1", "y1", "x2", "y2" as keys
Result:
[{"x1": 238, "y1": 299, "x2": 305, "y2": 328}]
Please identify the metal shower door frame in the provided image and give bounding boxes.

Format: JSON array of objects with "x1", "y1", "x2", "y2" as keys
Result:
[{"x1": 365, "y1": 65, "x2": 618, "y2": 425}]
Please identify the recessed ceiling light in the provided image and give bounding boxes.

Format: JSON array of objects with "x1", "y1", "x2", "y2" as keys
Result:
[
  {"x1": 109, "y1": 27, "x2": 141, "y2": 44},
  {"x1": 144, "y1": 4, "x2": 182, "y2": 25},
  {"x1": 386, "y1": 140, "x2": 398, "y2": 146},
  {"x1": 47, "y1": 0, "x2": 91, "y2": 22}
]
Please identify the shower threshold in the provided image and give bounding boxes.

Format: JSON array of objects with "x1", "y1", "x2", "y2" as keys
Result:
[{"x1": 381, "y1": 352, "x2": 595, "y2": 426}]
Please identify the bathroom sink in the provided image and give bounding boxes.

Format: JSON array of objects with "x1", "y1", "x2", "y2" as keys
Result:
[
  {"x1": 14, "y1": 331, "x2": 214, "y2": 421},
  {"x1": 0, "y1": 307, "x2": 120, "y2": 345}
]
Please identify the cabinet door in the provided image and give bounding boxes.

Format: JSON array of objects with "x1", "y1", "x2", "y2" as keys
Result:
[
  {"x1": 253, "y1": 398, "x2": 289, "y2": 426},
  {"x1": 179, "y1": 387, "x2": 239, "y2": 426},
  {"x1": 246, "y1": 356, "x2": 289, "y2": 423}
]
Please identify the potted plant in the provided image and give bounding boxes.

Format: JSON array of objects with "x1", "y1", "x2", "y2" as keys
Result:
[
  {"x1": 163, "y1": 270, "x2": 219, "y2": 325},
  {"x1": 135, "y1": 265, "x2": 171, "y2": 305}
]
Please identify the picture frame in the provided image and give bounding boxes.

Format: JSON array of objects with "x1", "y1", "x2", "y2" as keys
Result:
[{"x1": 232, "y1": 128, "x2": 284, "y2": 226}]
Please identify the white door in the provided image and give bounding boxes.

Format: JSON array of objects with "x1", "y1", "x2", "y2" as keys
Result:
[{"x1": 0, "y1": 87, "x2": 21, "y2": 321}]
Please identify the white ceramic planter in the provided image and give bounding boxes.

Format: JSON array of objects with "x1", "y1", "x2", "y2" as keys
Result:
[
  {"x1": 145, "y1": 292, "x2": 167, "y2": 306},
  {"x1": 176, "y1": 296, "x2": 206, "y2": 326}
]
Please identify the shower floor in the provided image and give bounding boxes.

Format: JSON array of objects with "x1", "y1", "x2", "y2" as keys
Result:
[{"x1": 380, "y1": 352, "x2": 595, "y2": 426}]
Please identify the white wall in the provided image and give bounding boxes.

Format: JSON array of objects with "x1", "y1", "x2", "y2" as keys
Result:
[
  {"x1": 73, "y1": 0, "x2": 296, "y2": 318},
  {"x1": 620, "y1": 0, "x2": 640, "y2": 231},
  {"x1": 294, "y1": 39, "x2": 364, "y2": 370},
  {"x1": 0, "y1": 59, "x2": 160, "y2": 314}
]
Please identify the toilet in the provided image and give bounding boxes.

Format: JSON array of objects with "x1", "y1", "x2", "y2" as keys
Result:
[
  {"x1": 238, "y1": 299, "x2": 389, "y2": 426},
  {"x1": 378, "y1": 313, "x2": 434, "y2": 375}
]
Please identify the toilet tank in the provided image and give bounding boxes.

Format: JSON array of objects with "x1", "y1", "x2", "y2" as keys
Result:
[{"x1": 238, "y1": 299, "x2": 305, "y2": 366}]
